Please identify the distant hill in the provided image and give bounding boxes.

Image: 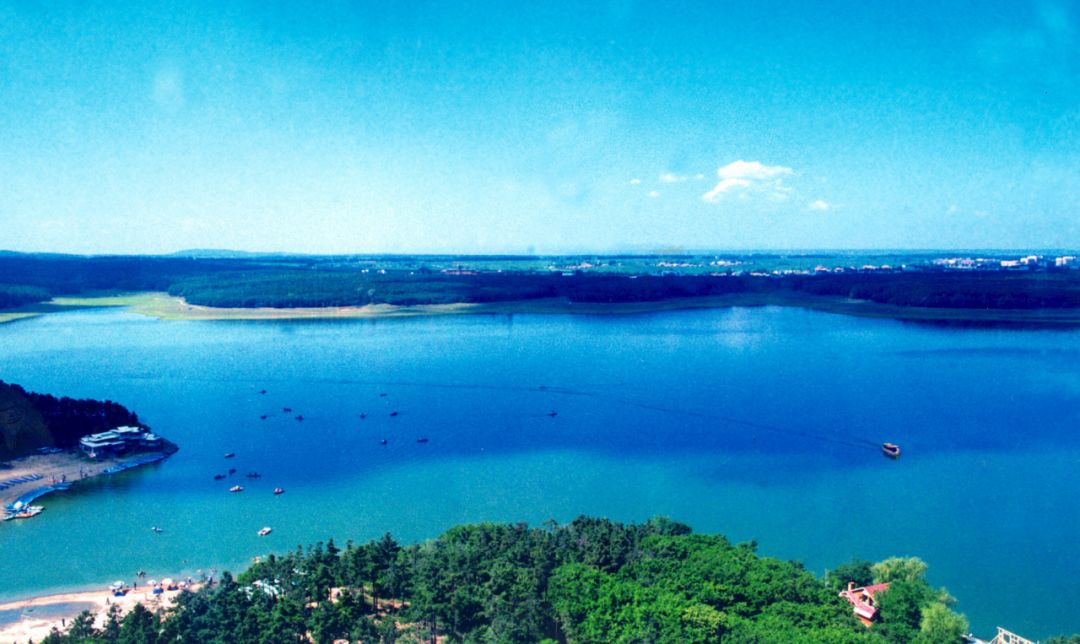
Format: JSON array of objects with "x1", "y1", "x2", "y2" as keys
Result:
[
  {"x1": 165, "y1": 249, "x2": 296, "y2": 259},
  {"x1": 0, "y1": 380, "x2": 145, "y2": 460}
]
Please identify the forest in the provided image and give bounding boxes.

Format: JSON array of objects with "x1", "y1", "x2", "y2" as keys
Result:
[
  {"x1": 3, "y1": 252, "x2": 1080, "y2": 313},
  {"x1": 0, "y1": 379, "x2": 144, "y2": 450},
  {"x1": 34, "y1": 515, "x2": 993, "y2": 643}
]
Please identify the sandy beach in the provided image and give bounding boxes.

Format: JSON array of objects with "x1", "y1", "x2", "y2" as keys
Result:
[
  {"x1": 0, "y1": 450, "x2": 171, "y2": 514},
  {"x1": 0, "y1": 581, "x2": 203, "y2": 643}
]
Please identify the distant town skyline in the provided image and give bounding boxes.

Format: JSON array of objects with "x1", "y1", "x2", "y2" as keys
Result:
[{"x1": 1, "y1": 1, "x2": 1077, "y2": 254}]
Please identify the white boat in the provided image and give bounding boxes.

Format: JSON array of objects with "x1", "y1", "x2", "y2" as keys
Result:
[
  {"x1": 258, "y1": 527, "x2": 272, "y2": 536},
  {"x1": 229, "y1": 485, "x2": 243, "y2": 493}
]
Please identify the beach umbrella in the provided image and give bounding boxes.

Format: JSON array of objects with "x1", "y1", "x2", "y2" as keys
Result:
[
  {"x1": 148, "y1": 579, "x2": 157, "y2": 586},
  {"x1": 111, "y1": 581, "x2": 124, "y2": 589}
]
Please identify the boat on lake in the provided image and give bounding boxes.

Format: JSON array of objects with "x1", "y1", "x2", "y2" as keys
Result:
[{"x1": 882, "y1": 443, "x2": 901, "y2": 459}]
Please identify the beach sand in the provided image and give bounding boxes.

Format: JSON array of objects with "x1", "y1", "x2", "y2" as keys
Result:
[
  {"x1": 0, "y1": 582, "x2": 203, "y2": 644},
  {"x1": 0, "y1": 450, "x2": 168, "y2": 512}
]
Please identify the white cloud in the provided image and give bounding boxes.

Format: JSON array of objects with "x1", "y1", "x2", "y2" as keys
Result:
[
  {"x1": 703, "y1": 160, "x2": 794, "y2": 202},
  {"x1": 659, "y1": 172, "x2": 688, "y2": 183},
  {"x1": 647, "y1": 190, "x2": 660, "y2": 198},
  {"x1": 808, "y1": 199, "x2": 830, "y2": 211},
  {"x1": 629, "y1": 178, "x2": 642, "y2": 185}
]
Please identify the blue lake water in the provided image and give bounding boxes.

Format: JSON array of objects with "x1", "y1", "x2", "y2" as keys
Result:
[{"x1": 0, "y1": 306, "x2": 1077, "y2": 638}]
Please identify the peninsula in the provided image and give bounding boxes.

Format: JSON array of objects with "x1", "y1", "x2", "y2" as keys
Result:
[{"x1": 0, "y1": 381, "x2": 176, "y2": 519}]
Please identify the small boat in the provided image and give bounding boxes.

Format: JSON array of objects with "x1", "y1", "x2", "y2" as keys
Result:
[
  {"x1": 12, "y1": 506, "x2": 43, "y2": 519},
  {"x1": 259, "y1": 390, "x2": 267, "y2": 395},
  {"x1": 259, "y1": 415, "x2": 268, "y2": 420},
  {"x1": 416, "y1": 437, "x2": 429, "y2": 443},
  {"x1": 882, "y1": 443, "x2": 901, "y2": 459},
  {"x1": 228, "y1": 468, "x2": 237, "y2": 475},
  {"x1": 379, "y1": 439, "x2": 388, "y2": 445},
  {"x1": 547, "y1": 411, "x2": 558, "y2": 417},
  {"x1": 273, "y1": 487, "x2": 284, "y2": 495},
  {"x1": 283, "y1": 407, "x2": 292, "y2": 413},
  {"x1": 379, "y1": 393, "x2": 388, "y2": 397},
  {"x1": 359, "y1": 413, "x2": 367, "y2": 419},
  {"x1": 295, "y1": 415, "x2": 304, "y2": 421},
  {"x1": 224, "y1": 452, "x2": 235, "y2": 459},
  {"x1": 150, "y1": 526, "x2": 163, "y2": 534},
  {"x1": 258, "y1": 527, "x2": 272, "y2": 536},
  {"x1": 229, "y1": 485, "x2": 244, "y2": 493},
  {"x1": 389, "y1": 411, "x2": 399, "y2": 417},
  {"x1": 213, "y1": 474, "x2": 226, "y2": 480},
  {"x1": 246, "y1": 472, "x2": 261, "y2": 479}
]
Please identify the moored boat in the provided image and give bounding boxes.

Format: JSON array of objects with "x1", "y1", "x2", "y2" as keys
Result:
[{"x1": 882, "y1": 442, "x2": 901, "y2": 459}]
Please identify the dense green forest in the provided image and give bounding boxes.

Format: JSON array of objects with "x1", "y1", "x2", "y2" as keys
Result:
[
  {"x1": 0, "y1": 379, "x2": 144, "y2": 451},
  {"x1": 37, "y1": 516, "x2": 985, "y2": 643},
  {"x1": 3, "y1": 252, "x2": 1080, "y2": 313}
]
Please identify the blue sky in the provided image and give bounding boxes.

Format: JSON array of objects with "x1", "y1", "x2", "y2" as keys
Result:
[{"x1": 1, "y1": 1, "x2": 1077, "y2": 254}]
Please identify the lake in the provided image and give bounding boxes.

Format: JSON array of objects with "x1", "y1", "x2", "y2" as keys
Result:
[{"x1": 0, "y1": 306, "x2": 1077, "y2": 638}]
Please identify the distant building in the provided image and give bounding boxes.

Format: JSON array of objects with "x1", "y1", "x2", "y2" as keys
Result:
[{"x1": 79, "y1": 426, "x2": 162, "y2": 458}]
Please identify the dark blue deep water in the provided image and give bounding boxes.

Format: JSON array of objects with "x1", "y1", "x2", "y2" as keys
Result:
[{"x1": 1, "y1": 306, "x2": 1077, "y2": 638}]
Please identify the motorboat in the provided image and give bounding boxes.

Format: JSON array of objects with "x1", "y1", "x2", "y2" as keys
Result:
[
  {"x1": 258, "y1": 527, "x2": 272, "y2": 536},
  {"x1": 273, "y1": 487, "x2": 284, "y2": 495},
  {"x1": 882, "y1": 443, "x2": 901, "y2": 459},
  {"x1": 230, "y1": 485, "x2": 244, "y2": 493}
]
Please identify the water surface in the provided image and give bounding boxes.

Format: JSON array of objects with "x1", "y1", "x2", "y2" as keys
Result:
[{"x1": 0, "y1": 306, "x2": 1077, "y2": 638}]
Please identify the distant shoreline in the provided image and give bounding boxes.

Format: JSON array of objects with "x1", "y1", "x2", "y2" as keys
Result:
[{"x1": 3, "y1": 291, "x2": 1080, "y2": 327}]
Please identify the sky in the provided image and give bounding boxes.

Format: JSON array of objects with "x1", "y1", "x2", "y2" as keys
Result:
[{"x1": 0, "y1": 0, "x2": 1077, "y2": 254}]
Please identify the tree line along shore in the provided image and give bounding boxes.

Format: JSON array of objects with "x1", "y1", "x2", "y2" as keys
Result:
[
  {"x1": 21, "y1": 516, "x2": 1078, "y2": 644},
  {"x1": 3, "y1": 253, "x2": 1080, "y2": 326}
]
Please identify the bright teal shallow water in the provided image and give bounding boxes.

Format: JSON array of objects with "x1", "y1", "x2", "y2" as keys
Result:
[{"x1": 0, "y1": 306, "x2": 1077, "y2": 638}]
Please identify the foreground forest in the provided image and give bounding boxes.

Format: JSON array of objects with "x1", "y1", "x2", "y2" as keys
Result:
[
  {"x1": 3, "y1": 252, "x2": 1080, "y2": 314},
  {"x1": 36, "y1": 516, "x2": 987, "y2": 643}
]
